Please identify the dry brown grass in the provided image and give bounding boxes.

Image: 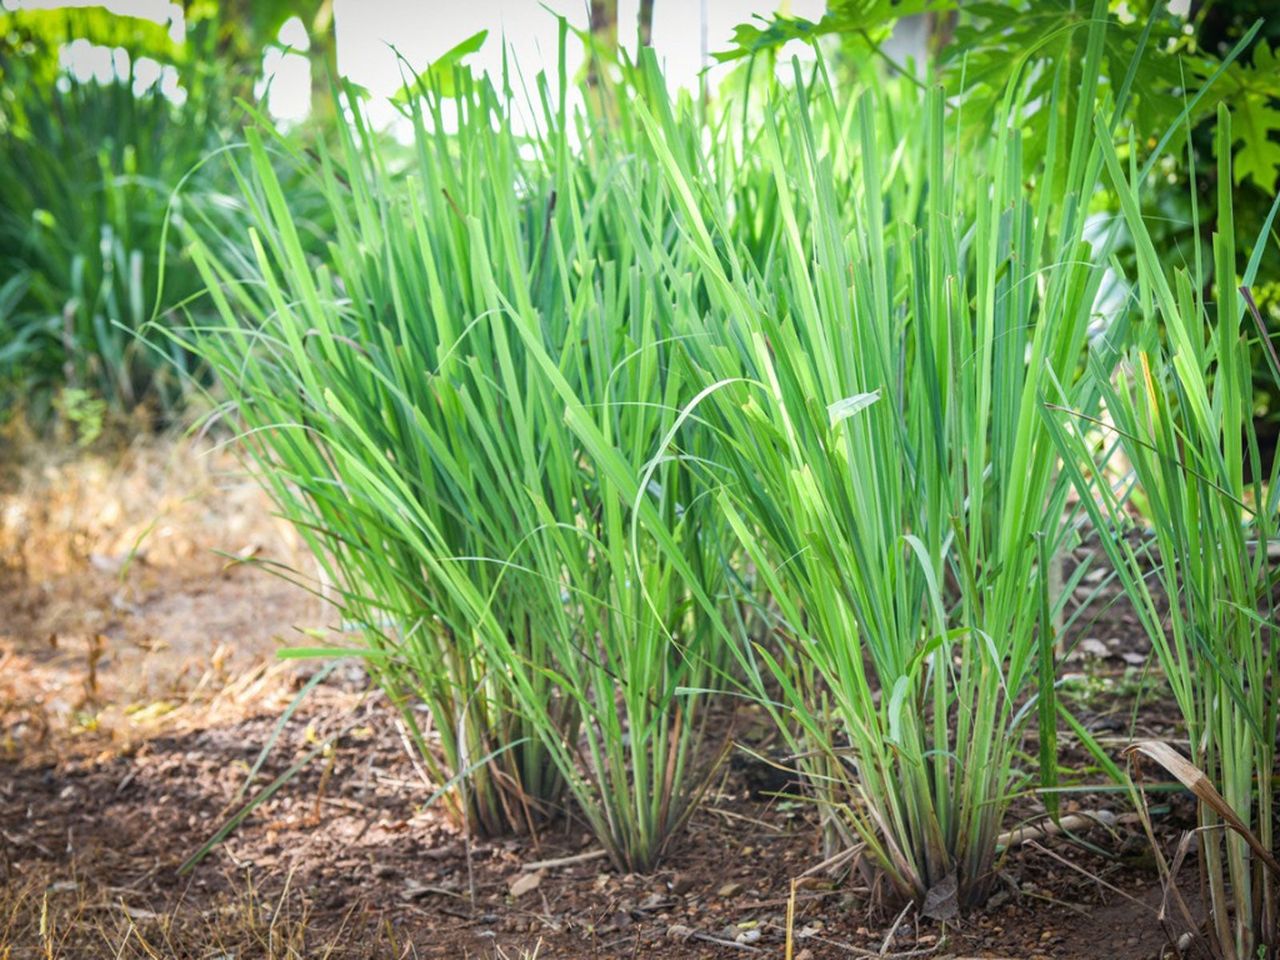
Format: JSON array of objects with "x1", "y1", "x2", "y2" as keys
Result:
[
  {"x1": 0, "y1": 432, "x2": 329, "y2": 761},
  {"x1": 0, "y1": 866, "x2": 354, "y2": 959},
  {"x1": 0, "y1": 435, "x2": 357, "y2": 957},
  {"x1": 0, "y1": 869, "x2": 549, "y2": 958}
]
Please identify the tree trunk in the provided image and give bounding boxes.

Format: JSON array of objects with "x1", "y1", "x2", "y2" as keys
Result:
[
  {"x1": 587, "y1": 0, "x2": 618, "y2": 80},
  {"x1": 307, "y1": 0, "x2": 338, "y2": 124},
  {"x1": 586, "y1": 0, "x2": 617, "y2": 119},
  {"x1": 589, "y1": 0, "x2": 618, "y2": 41},
  {"x1": 638, "y1": 0, "x2": 654, "y2": 48}
]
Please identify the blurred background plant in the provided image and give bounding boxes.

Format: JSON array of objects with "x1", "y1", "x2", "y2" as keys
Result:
[
  {"x1": 0, "y1": 0, "x2": 665, "y2": 433},
  {"x1": 0, "y1": 1, "x2": 337, "y2": 430}
]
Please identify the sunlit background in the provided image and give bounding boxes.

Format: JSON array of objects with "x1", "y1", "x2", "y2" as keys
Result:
[{"x1": 12, "y1": 0, "x2": 830, "y2": 124}]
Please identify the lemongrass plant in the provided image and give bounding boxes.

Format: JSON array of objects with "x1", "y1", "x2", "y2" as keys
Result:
[
  {"x1": 473, "y1": 274, "x2": 736, "y2": 871},
  {"x1": 1048, "y1": 106, "x2": 1279, "y2": 959},
  {"x1": 632, "y1": 7, "x2": 1146, "y2": 909},
  {"x1": 176, "y1": 41, "x2": 734, "y2": 866},
  {"x1": 392, "y1": 59, "x2": 739, "y2": 866},
  {"x1": 174, "y1": 70, "x2": 583, "y2": 836}
]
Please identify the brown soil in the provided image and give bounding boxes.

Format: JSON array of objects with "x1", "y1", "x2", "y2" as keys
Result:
[{"x1": 0, "y1": 438, "x2": 1210, "y2": 959}]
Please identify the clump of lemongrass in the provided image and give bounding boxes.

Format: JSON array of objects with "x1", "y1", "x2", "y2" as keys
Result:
[
  {"x1": 471, "y1": 286, "x2": 737, "y2": 870},
  {"x1": 380, "y1": 46, "x2": 739, "y2": 870},
  {"x1": 635, "y1": 4, "x2": 1154, "y2": 911},
  {"x1": 176, "y1": 37, "x2": 735, "y2": 868},
  {"x1": 1049, "y1": 104, "x2": 1279, "y2": 960},
  {"x1": 173, "y1": 65, "x2": 586, "y2": 836}
]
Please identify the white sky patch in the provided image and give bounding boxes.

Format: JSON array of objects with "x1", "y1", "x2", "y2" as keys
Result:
[{"x1": 258, "y1": 15, "x2": 311, "y2": 124}]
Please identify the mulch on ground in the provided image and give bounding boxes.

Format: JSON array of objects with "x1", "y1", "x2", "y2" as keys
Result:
[
  {"x1": 2, "y1": 671, "x2": 1199, "y2": 959},
  {"x1": 0, "y1": 438, "x2": 1210, "y2": 959}
]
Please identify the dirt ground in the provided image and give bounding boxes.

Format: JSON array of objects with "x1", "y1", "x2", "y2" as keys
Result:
[{"x1": 0, "y1": 435, "x2": 1211, "y2": 959}]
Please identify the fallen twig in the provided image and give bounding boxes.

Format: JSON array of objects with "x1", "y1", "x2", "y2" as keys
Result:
[
  {"x1": 997, "y1": 809, "x2": 1130, "y2": 849},
  {"x1": 691, "y1": 931, "x2": 763, "y2": 952},
  {"x1": 520, "y1": 848, "x2": 608, "y2": 872}
]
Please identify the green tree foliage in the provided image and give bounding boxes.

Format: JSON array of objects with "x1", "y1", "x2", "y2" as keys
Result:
[
  {"x1": 716, "y1": 0, "x2": 946, "y2": 64},
  {"x1": 182, "y1": 0, "x2": 338, "y2": 120},
  {"x1": 719, "y1": 1, "x2": 1278, "y2": 190}
]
